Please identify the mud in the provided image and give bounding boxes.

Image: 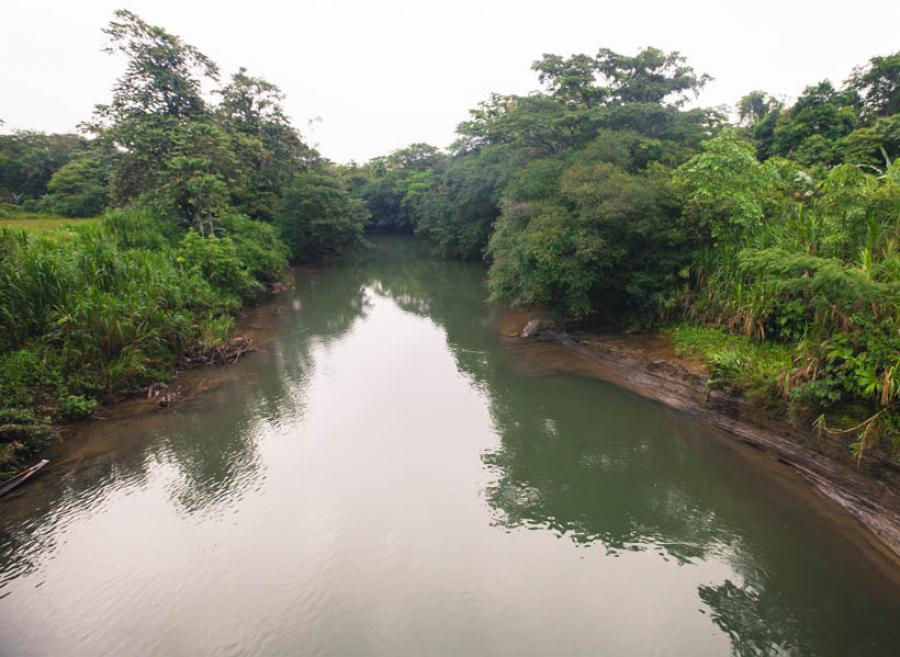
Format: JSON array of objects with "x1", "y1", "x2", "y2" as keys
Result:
[{"x1": 499, "y1": 310, "x2": 900, "y2": 561}]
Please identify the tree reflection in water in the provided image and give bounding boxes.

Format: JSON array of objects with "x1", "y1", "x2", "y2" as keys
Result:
[{"x1": 1, "y1": 237, "x2": 898, "y2": 657}]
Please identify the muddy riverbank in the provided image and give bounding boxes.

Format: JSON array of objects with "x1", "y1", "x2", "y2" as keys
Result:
[
  {"x1": 0, "y1": 269, "x2": 308, "y2": 492},
  {"x1": 498, "y1": 310, "x2": 900, "y2": 562}
]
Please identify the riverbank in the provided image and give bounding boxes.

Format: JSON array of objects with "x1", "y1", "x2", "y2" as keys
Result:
[
  {"x1": 5, "y1": 235, "x2": 900, "y2": 657},
  {"x1": 498, "y1": 311, "x2": 900, "y2": 561},
  {"x1": 0, "y1": 210, "x2": 291, "y2": 482},
  {"x1": 20, "y1": 273, "x2": 304, "y2": 488}
]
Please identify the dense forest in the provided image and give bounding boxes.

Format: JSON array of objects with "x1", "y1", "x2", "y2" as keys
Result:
[
  {"x1": 343, "y1": 48, "x2": 900, "y2": 463},
  {"x1": 1, "y1": 10, "x2": 898, "y2": 477}
]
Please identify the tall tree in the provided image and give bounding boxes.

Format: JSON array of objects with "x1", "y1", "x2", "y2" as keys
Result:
[
  {"x1": 846, "y1": 51, "x2": 900, "y2": 121},
  {"x1": 216, "y1": 68, "x2": 315, "y2": 219},
  {"x1": 88, "y1": 10, "x2": 221, "y2": 205},
  {"x1": 771, "y1": 81, "x2": 857, "y2": 165},
  {"x1": 98, "y1": 9, "x2": 218, "y2": 120},
  {"x1": 533, "y1": 47, "x2": 711, "y2": 108},
  {"x1": 737, "y1": 91, "x2": 779, "y2": 126}
]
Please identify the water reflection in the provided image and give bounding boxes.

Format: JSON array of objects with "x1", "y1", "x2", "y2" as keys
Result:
[
  {"x1": 0, "y1": 237, "x2": 898, "y2": 657},
  {"x1": 357, "y1": 238, "x2": 900, "y2": 657}
]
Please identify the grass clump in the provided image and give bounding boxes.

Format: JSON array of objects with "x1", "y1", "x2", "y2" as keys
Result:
[
  {"x1": 669, "y1": 324, "x2": 793, "y2": 402},
  {"x1": 0, "y1": 208, "x2": 288, "y2": 479}
]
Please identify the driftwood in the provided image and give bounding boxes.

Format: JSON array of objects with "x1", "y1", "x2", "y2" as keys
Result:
[
  {"x1": 179, "y1": 336, "x2": 256, "y2": 368},
  {"x1": 142, "y1": 336, "x2": 257, "y2": 409},
  {"x1": 0, "y1": 459, "x2": 48, "y2": 497}
]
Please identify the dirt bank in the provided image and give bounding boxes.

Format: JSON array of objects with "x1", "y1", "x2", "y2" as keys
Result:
[
  {"x1": 498, "y1": 310, "x2": 900, "y2": 561},
  {"x1": 0, "y1": 269, "x2": 310, "y2": 492}
]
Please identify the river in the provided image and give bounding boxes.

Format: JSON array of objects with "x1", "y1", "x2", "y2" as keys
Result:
[{"x1": 1, "y1": 236, "x2": 898, "y2": 656}]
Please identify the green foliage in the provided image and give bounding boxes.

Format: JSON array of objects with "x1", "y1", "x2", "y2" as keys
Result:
[
  {"x1": 415, "y1": 149, "x2": 508, "y2": 259},
  {"x1": 275, "y1": 169, "x2": 367, "y2": 263},
  {"x1": 350, "y1": 143, "x2": 445, "y2": 234},
  {"x1": 60, "y1": 395, "x2": 98, "y2": 420},
  {"x1": 153, "y1": 121, "x2": 238, "y2": 233},
  {"x1": 220, "y1": 212, "x2": 289, "y2": 283},
  {"x1": 0, "y1": 208, "x2": 288, "y2": 474},
  {"x1": 216, "y1": 67, "x2": 316, "y2": 220},
  {"x1": 533, "y1": 47, "x2": 711, "y2": 108},
  {"x1": 670, "y1": 325, "x2": 793, "y2": 400},
  {"x1": 840, "y1": 114, "x2": 900, "y2": 166},
  {"x1": 46, "y1": 157, "x2": 109, "y2": 217},
  {"x1": 771, "y1": 81, "x2": 858, "y2": 166},
  {"x1": 488, "y1": 161, "x2": 684, "y2": 318},
  {"x1": 675, "y1": 131, "x2": 900, "y2": 456},
  {"x1": 0, "y1": 132, "x2": 85, "y2": 203},
  {"x1": 674, "y1": 129, "x2": 783, "y2": 243},
  {"x1": 178, "y1": 230, "x2": 259, "y2": 301},
  {"x1": 737, "y1": 91, "x2": 779, "y2": 127},
  {"x1": 845, "y1": 51, "x2": 900, "y2": 120}
]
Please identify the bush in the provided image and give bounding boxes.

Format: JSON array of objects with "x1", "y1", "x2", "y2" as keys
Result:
[
  {"x1": 46, "y1": 158, "x2": 109, "y2": 217},
  {"x1": 675, "y1": 134, "x2": 900, "y2": 457},
  {"x1": 0, "y1": 207, "x2": 289, "y2": 477},
  {"x1": 275, "y1": 170, "x2": 367, "y2": 263}
]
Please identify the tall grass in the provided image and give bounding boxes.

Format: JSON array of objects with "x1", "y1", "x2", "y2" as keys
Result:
[
  {"x1": 676, "y1": 132, "x2": 900, "y2": 459},
  {"x1": 0, "y1": 209, "x2": 288, "y2": 478}
]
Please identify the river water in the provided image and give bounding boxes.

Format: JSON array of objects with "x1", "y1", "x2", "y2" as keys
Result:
[{"x1": 1, "y1": 236, "x2": 898, "y2": 656}]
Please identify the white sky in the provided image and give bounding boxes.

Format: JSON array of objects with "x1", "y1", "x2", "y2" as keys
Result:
[{"x1": 2, "y1": 0, "x2": 898, "y2": 163}]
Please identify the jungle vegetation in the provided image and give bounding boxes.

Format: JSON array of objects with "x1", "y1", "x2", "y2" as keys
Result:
[
  {"x1": 346, "y1": 48, "x2": 900, "y2": 461},
  {"x1": 1, "y1": 11, "x2": 897, "y2": 473},
  {"x1": 0, "y1": 11, "x2": 365, "y2": 477}
]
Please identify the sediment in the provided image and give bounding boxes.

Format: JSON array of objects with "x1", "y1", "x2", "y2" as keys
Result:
[{"x1": 501, "y1": 312, "x2": 900, "y2": 560}]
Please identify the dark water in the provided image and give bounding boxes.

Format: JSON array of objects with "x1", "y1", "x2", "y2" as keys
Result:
[{"x1": 1, "y1": 237, "x2": 898, "y2": 657}]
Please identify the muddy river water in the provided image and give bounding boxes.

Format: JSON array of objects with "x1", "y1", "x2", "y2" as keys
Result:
[{"x1": 1, "y1": 236, "x2": 898, "y2": 656}]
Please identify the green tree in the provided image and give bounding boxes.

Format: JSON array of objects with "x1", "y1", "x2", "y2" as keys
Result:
[
  {"x1": 89, "y1": 10, "x2": 220, "y2": 205},
  {"x1": 845, "y1": 51, "x2": 900, "y2": 120},
  {"x1": 771, "y1": 81, "x2": 857, "y2": 166},
  {"x1": 275, "y1": 169, "x2": 368, "y2": 262},
  {"x1": 840, "y1": 114, "x2": 900, "y2": 167},
  {"x1": 216, "y1": 68, "x2": 315, "y2": 219},
  {"x1": 532, "y1": 47, "x2": 711, "y2": 108},
  {"x1": 46, "y1": 157, "x2": 109, "y2": 217},
  {"x1": 0, "y1": 132, "x2": 84, "y2": 202},
  {"x1": 737, "y1": 91, "x2": 779, "y2": 126}
]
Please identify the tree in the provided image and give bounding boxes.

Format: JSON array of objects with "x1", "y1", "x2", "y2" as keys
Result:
[
  {"x1": 97, "y1": 9, "x2": 218, "y2": 121},
  {"x1": 349, "y1": 144, "x2": 447, "y2": 234},
  {"x1": 274, "y1": 169, "x2": 368, "y2": 262},
  {"x1": 89, "y1": 10, "x2": 220, "y2": 205},
  {"x1": 531, "y1": 53, "x2": 602, "y2": 107},
  {"x1": 154, "y1": 121, "x2": 241, "y2": 234},
  {"x1": 840, "y1": 114, "x2": 900, "y2": 166},
  {"x1": 533, "y1": 47, "x2": 711, "y2": 108},
  {"x1": 0, "y1": 132, "x2": 85, "y2": 202},
  {"x1": 216, "y1": 68, "x2": 315, "y2": 219},
  {"x1": 46, "y1": 157, "x2": 109, "y2": 217},
  {"x1": 771, "y1": 81, "x2": 857, "y2": 166},
  {"x1": 737, "y1": 91, "x2": 779, "y2": 126},
  {"x1": 488, "y1": 158, "x2": 683, "y2": 319},
  {"x1": 594, "y1": 47, "x2": 711, "y2": 106},
  {"x1": 846, "y1": 51, "x2": 900, "y2": 120}
]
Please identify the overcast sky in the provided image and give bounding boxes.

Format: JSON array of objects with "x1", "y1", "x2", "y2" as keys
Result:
[{"x1": 2, "y1": 1, "x2": 898, "y2": 163}]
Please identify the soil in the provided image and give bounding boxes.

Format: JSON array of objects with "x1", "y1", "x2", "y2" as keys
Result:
[{"x1": 498, "y1": 309, "x2": 900, "y2": 561}]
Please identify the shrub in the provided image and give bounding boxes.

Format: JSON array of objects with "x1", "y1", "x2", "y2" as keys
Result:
[{"x1": 0, "y1": 207, "x2": 290, "y2": 477}]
